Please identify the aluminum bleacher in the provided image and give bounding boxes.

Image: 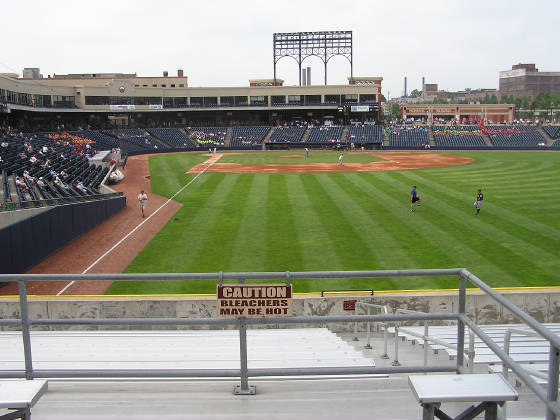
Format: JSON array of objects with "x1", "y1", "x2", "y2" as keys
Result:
[
  {"x1": 0, "y1": 328, "x2": 374, "y2": 371},
  {"x1": 387, "y1": 323, "x2": 560, "y2": 390}
]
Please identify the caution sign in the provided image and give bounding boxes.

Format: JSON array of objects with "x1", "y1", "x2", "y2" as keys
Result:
[{"x1": 217, "y1": 284, "x2": 292, "y2": 317}]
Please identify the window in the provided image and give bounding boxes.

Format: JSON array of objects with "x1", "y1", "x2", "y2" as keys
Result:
[
  {"x1": 359, "y1": 94, "x2": 376, "y2": 103},
  {"x1": 142, "y1": 84, "x2": 148, "y2": 88},
  {"x1": 53, "y1": 95, "x2": 75, "y2": 107},
  {"x1": 343, "y1": 94, "x2": 358, "y2": 103},
  {"x1": 179, "y1": 84, "x2": 185, "y2": 87},
  {"x1": 305, "y1": 95, "x2": 321, "y2": 105},
  {"x1": 250, "y1": 95, "x2": 267, "y2": 105},
  {"x1": 234, "y1": 96, "x2": 248, "y2": 106},
  {"x1": 161, "y1": 84, "x2": 166, "y2": 88},
  {"x1": 204, "y1": 97, "x2": 218, "y2": 106},
  {"x1": 190, "y1": 97, "x2": 203, "y2": 106},
  {"x1": 220, "y1": 96, "x2": 234, "y2": 106},
  {"x1": 324, "y1": 94, "x2": 340, "y2": 105},
  {"x1": 288, "y1": 95, "x2": 303, "y2": 104},
  {"x1": 271, "y1": 95, "x2": 286, "y2": 105},
  {"x1": 134, "y1": 84, "x2": 139, "y2": 88},
  {"x1": 152, "y1": 84, "x2": 157, "y2": 88},
  {"x1": 86, "y1": 96, "x2": 110, "y2": 105},
  {"x1": 170, "y1": 84, "x2": 175, "y2": 88}
]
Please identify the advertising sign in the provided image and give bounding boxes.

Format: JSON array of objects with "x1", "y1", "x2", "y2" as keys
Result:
[
  {"x1": 351, "y1": 105, "x2": 370, "y2": 113},
  {"x1": 109, "y1": 104, "x2": 135, "y2": 111}
]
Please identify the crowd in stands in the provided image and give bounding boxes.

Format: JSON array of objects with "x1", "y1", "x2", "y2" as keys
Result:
[
  {"x1": 102, "y1": 129, "x2": 166, "y2": 152},
  {"x1": 306, "y1": 126, "x2": 343, "y2": 143},
  {"x1": 432, "y1": 125, "x2": 487, "y2": 148},
  {"x1": 268, "y1": 126, "x2": 307, "y2": 143},
  {"x1": 146, "y1": 128, "x2": 196, "y2": 148},
  {"x1": 346, "y1": 125, "x2": 383, "y2": 144},
  {"x1": 1, "y1": 125, "x2": 110, "y2": 211},
  {"x1": 487, "y1": 126, "x2": 547, "y2": 148},
  {"x1": 230, "y1": 126, "x2": 270, "y2": 147},
  {"x1": 386, "y1": 125, "x2": 429, "y2": 148}
]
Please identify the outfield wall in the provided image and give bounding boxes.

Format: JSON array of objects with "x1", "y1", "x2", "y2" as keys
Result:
[{"x1": 1, "y1": 288, "x2": 559, "y2": 332}]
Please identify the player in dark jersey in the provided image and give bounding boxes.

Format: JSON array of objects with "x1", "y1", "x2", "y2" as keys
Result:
[
  {"x1": 410, "y1": 185, "x2": 421, "y2": 212},
  {"x1": 474, "y1": 189, "x2": 483, "y2": 215}
]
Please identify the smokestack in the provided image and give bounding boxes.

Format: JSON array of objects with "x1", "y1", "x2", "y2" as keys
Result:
[
  {"x1": 302, "y1": 69, "x2": 307, "y2": 86},
  {"x1": 178, "y1": 69, "x2": 184, "y2": 77},
  {"x1": 404, "y1": 77, "x2": 408, "y2": 97},
  {"x1": 163, "y1": 71, "x2": 168, "y2": 77},
  {"x1": 306, "y1": 67, "x2": 311, "y2": 85},
  {"x1": 422, "y1": 76, "x2": 425, "y2": 90}
]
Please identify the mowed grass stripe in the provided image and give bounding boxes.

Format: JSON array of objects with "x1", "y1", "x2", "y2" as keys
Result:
[
  {"x1": 228, "y1": 175, "x2": 268, "y2": 271},
  {"x1": 284, "y1": 175, "x2": 342, "y2": 270},
  {"x1": 322, "y1": 173, "x2": 423, "y2": 290},
  {"x1": 300, "y1": 174, "x2": 379, "y2": 271},
  {"x1": 403, "y1": 172, "x2": 560, "y2": 258},
  {"x1": 355, "y1": 173, "x2": 522, "y2": 287},
  {"x1": 190, "y1": 174, "x2": 255, "y2": 272},
  {"x1": 376, "y1": 172, "x2": 553, "y2": 286},
  {"x1": 327, "y1": 173, "x2": 417, "y2": 269},
  {"x1": 148, "y1": 152, "x2": 209, "y2": 198},
  {"x1": 265, "y1": 175, "x2": 304, "y2": 270}
]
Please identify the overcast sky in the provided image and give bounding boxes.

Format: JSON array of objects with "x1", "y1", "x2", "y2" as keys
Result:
[{"x1": 2, "y1": 0, "x2": 559, "y2": 99}]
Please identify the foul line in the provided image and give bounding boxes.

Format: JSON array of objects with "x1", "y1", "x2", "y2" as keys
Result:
[{"x1": 56, "y1": 154, "x2": 223, "y2": 296}]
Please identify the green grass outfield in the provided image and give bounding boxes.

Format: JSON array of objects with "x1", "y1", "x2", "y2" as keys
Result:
[{"x1": 105, "y1": 150, "x2": 560, "y2": 295}]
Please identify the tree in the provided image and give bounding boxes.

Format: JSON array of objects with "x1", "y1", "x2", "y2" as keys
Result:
[
  {"x1": 489, "y1": 94, "x2": 498, "y2": 104},
  {"x1": 410, "y1": 89, "x2": 422, "y2": 98},
  {"x1": 500, "y1": 94, "x2": 508, "y2": 104},
  {"x1": 390, "y1": 102, "x2": 401, "y2": 120},
  {"x1": 380, "y1": 94, "x2": 387, "y2": 102}
]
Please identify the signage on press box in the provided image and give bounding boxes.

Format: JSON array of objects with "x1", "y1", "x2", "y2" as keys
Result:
[{"x1": 217, "y1": 284, "x2": 292, "y2": 317}]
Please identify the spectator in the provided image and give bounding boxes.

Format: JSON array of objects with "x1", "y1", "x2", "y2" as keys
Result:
[{"x1": 15, "y1": 176, "x2": 28, "y2": 191}]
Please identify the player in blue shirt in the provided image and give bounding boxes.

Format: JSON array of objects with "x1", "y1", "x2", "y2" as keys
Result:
[{"x1": 410, "y1": 185, "x2": 421, "y2": 212}]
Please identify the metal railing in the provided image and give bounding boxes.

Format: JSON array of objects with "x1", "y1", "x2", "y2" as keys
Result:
[{"x1": 0, "y1": 268, "x2": 559, "y2": 418}]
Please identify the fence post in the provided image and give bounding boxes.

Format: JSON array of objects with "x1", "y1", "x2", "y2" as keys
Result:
[
  {"x1": 364, "y1": 306, "x2": 372, "y2": 349},
  {"x1": 381, "y1": 323, "x2": 389, "y2": 359},
  {"x1": 392, "y1": 324, "x2": 401, "y2": 366},
  {"x1": 546, "y1": 344, "x2": 559, "y2": 420},
  {"x1": 423, "y1": 322, "x2": 428, "y2": 368},
  {"x1": 456, "y1": 272, "x2": 466, "y2": 374},
  {"x1": 353, "y1": 305, "x2": 359, "y2": 341},
  {"x1": 234, "y1": 317, "x2": 255, "y2": 395},
  {"x1": 18, "y1": 280, "x2": 34, "y2": 380}
]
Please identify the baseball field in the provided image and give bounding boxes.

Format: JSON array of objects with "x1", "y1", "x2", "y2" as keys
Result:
[{"x1": 105, "y1": 150, "x2": 560, "y2": 295}]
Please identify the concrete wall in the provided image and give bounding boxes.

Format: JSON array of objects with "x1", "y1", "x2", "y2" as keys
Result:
[
  {"x1": 0, "y1": 207, "x2": 48, "y2": 229},
  {"x1": 1, "y1": 288, "x2": 559, "y2": 332}
]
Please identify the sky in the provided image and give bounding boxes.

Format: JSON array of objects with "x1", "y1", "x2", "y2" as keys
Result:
[{"x1": 2, "y1": 0, "x2": 559, "y2": 99}]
